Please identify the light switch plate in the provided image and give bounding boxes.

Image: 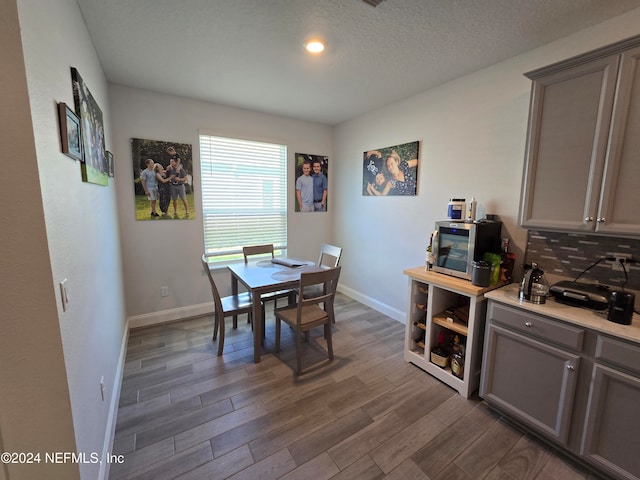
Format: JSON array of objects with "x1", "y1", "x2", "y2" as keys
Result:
[{"x1": 59, "y1": 278, "x2": 69, "y2": 311}]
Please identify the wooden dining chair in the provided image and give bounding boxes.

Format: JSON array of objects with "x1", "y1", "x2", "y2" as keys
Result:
[
  {"x1": 243, "y1": 244, "x2": 295, "y2": 310},
  {"x1": 274, "y1": 266, "x2": 341, "y2": 375},
  {"x1": 201, "y1": 255, "x2": 254, "y2": 356},
  {"x1": 317, "y1": 243, "x2": 342, "y2": 268},
  {"x1": 304, "y1": 243, "x2": 343, "y2": 320}
]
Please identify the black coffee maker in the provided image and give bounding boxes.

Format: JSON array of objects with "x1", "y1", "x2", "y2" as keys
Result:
[{"x1": 608, "y1": 291, "x2": 635, "y2": 325}]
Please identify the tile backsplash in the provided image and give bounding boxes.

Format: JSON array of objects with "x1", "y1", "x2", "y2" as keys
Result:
[{"x1": 524, "y1": 230, "x2": 640, "y2": 291}]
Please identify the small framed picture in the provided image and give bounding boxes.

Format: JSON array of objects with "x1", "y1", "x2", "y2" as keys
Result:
[
  {"x1": 58, "y1": 102, "x2": 83, "y2": 161},
  {"x1": 106, "y1": 151, "x2": 114, "y2": 177}
]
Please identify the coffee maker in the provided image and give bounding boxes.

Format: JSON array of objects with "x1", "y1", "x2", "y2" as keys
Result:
[
  {"x1": 608, "y1": 291, "x2": 635, "y2": 325},
  {"x1": 519, "y1": 263, "x2": 549, "y2": 304}
]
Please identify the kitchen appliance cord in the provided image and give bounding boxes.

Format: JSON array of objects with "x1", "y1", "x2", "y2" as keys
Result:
[{"x1": 572, "y1": 257, "x2": 615, "y2": 283}]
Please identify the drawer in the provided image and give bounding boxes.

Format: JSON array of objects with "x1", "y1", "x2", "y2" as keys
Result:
[
  {"x1": 595, "y1": 336, "x2": 640, "y2": 376},
  {"x1": 488, "y1": 301, "x2": 584, "y2": 351}
]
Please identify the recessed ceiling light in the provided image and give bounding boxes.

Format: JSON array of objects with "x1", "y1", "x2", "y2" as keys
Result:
[{"x1": 304, "y1": 39, "x2": 326, "y2": 54}]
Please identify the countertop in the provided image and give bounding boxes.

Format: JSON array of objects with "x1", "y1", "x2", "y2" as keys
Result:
[
  {"x1": 403, "y1": 266, "x2": 505, "y2": 297},
  {"x1": 486, "y1": 283, "x2": 640, "y2": 344}
]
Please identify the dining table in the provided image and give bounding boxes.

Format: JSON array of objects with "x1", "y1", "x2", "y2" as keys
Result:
[{"x1": 227, "y1": 259, "x2": 323, "y2": 363}]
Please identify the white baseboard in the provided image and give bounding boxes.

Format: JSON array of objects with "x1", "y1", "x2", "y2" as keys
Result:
[
  {"x1": 337, "y1": 285, "x2": 405, "y2": 324},
  {"x1": 128, "y1": 302, "x2": 213, "y2": 329},
  {"x1": 127, "y1": 292, "x2": 405, "y2": 331},
  {"x1": 98, "y1": 320, "x2": 130, "y2": 480}
]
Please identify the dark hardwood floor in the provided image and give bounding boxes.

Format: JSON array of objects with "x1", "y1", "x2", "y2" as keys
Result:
[{"x1": 109, "y1": 293, "x2": 601, "y2": 480}]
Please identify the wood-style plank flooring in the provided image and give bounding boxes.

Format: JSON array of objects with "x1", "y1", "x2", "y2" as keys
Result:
[{"x1": 109, "y1": 294, "x2": 603, "y2": 480}]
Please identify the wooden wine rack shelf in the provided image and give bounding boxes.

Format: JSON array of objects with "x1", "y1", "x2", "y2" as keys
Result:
[{"x1": 432, "y1": 314, "x2": 468, "y2": 336}]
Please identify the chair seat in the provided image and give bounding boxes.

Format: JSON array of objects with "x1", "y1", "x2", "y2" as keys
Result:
[
  {"x1": 275, "y1": 304, "x2": 329, "y2": 330},
  {"x1": 220, "y1": 291, "x2": 254, "y2": 312}
]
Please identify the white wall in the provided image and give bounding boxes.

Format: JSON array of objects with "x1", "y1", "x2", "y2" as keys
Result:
[
  {"x1": 1, "y1": 1, "x2": 78, "y2": 479},
  {"x1": 332, "y1": 8, "x2": 640, "y2": 321},
  {"x1": 108, "y1": 86, "x2": 334, "y2": 323},
  {"x1": 15, "y1": 0, "x2": 127, "y2": 479}
]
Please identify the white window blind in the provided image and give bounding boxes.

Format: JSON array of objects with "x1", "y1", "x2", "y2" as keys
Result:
[{"x1": 200, "y1": 135, "x2": 287, "y2": 264}]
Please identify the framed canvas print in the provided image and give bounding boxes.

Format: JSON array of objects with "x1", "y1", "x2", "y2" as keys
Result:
[
  {"x1": 362, "y1": 140, "x2": 420, "y2": 196},
  {"x1": 57, "y1": 102, "x2": 82, "y2": 161},
  {"x1": 71, "y1": 67, "x2": 109, "y2": 186},
  {"x1": 294, "y1": 153, "x2": 329, "y2": 212},
  {"x1": 131, "y1": 138, "x2": 194, "y2": 221}
]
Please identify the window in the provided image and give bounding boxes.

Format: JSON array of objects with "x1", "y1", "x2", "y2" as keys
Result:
[{"x1": 200, "y1": 134, "x2": 287, "y2": 264}]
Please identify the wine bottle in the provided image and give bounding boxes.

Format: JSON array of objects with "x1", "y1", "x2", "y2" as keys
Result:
[
  {"x1": 500, "y1": 238, "x2": 516, "y2": 283},
  {"x1": 451, "y1": 335, "x2": 465, "y2": 379}
]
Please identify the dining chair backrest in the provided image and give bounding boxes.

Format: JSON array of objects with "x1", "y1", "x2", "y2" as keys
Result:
[
  {"x1": 243, "y1": 244, "x2": 275, "y2": 263},
  {"x1": 201, "y1": 255, "x2": 224, "y2": 314},
  {"x1": 317, "y1": 243, "x2": 342, "y2": 268},
  {"x1": 298, "y1": 266, "x2": 342, "y2": 319}
]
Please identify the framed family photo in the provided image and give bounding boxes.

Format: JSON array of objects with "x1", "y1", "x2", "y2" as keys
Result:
[
  {"x1": 294, "y1": 153, "x2": 329, "y2": 212},
  {"x1": 71, "y1": 67, "x2": 109, "y2": 186},
  {"x1": 362, "y1": 140, "x2": 420, "y2": 196},
  {"x1": 131, "y1": 138, "x2": 194, "y2": 221},
  {"x1": 57, "y1": 102, "x2": 82, "y2": 161}
]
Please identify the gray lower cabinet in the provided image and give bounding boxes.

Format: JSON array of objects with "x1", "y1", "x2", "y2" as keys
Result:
[
  {"x1": 581, "y1": 338, "x2": 640, "y2": 480},
  {"x1": 481, "y1": 323, "x2": 580, "y2": 444},
  {"x1": 481, "y1": 300, "x2": 640, "y2": 480}
]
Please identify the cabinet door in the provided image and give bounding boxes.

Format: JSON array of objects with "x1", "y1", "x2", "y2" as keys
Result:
[
  {"x1": 581, "y1": 364, "x2": 640, "y2": 480},
  {"x1": 480, "y1": 323, "x2": 580, "y2": 444},
  {"x1": 597, "y1": 46, "x2": 640, "y2": 235},
  {"x1": 519, "y1": 55, "x2": 619, "y2": 231}
]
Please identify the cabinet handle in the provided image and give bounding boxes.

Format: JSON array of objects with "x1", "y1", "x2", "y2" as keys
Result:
[
  {"x1": 524, "y1": 322, "x2": 533, "y2": 328},
  {"x1": 584, "y1": 216, "x2": 593, "y2": 222},
  {"x1": 596, "y1": 217, "x2": 606, "y2": 223},
  {"x1": 566, "y1": 365, "x2": 575, "y2": 371}
]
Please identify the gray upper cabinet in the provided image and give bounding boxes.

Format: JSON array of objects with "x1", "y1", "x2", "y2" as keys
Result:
[
  {"x1": 519, "y1": 36, "x2": 640, "y2": 235},
  {"x1": 597, "y1": 45, "x2": 640, "y2": 235}
]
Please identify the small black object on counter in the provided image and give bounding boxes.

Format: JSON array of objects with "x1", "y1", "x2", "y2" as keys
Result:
[{"x1": 608, "y1": 291, "x2": 635, "y2": 325}]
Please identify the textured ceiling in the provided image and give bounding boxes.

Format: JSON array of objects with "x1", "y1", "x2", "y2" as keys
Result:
[{"x1": 76, "y1": 0, "x2": 640, "y2": 125}]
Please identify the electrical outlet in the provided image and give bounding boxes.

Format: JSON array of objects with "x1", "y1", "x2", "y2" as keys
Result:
[
  {"x1": 100, "y1": 376, "x2": 105, "y2": 401},
  {"x1": 161, "y1": 286, "x2": 169, "y2": 297},
  {"x1": 612, "y1": 253, "x2": 632, "y2": 271}
]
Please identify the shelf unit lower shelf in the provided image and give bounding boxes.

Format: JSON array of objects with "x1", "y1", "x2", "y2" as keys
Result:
[{"x1": 404, "y1": 348, "x2": 469, "y2": 396}]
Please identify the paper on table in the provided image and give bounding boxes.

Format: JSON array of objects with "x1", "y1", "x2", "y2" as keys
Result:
[{"x1": 271, "y1": 258, "x2": 306, "y2": 268}]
